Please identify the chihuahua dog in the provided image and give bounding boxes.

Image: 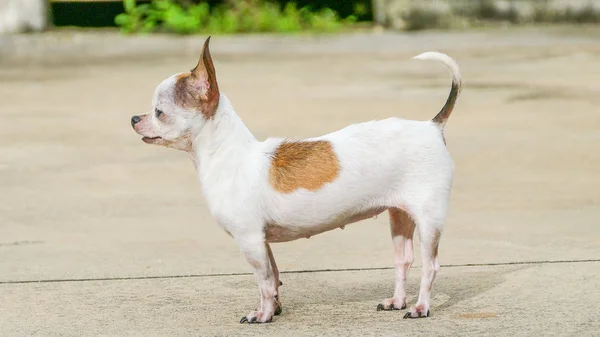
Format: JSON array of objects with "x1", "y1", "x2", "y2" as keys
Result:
[{"x1": 131, "y1": 36, "x2": 461, "y2": 323}]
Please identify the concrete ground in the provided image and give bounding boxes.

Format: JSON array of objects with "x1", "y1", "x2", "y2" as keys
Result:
[{"x1": 1, "y1": 26, "x2": 599, "y2": 336}]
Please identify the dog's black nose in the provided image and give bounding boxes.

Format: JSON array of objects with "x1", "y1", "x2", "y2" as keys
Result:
[{"x1": 131, "y1": 116, "x2": 141, "y2": 127}]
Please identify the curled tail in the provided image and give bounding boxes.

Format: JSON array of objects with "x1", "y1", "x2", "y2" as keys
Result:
[{"x1": 413, "y1": 52, "x2": 462, "y2": 128}]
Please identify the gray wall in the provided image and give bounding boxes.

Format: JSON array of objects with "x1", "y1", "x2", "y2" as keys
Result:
[
  {"x1": 373, "y1": 0, "x2": 600, "y2": 29},
  {"x1": 0, "y1": 0, "x2": 48, "y2": 34}
]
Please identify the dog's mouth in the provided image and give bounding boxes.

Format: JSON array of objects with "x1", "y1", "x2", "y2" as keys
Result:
[{"x1": 142, "y1": 136, "x2": 162, "y2": 143}]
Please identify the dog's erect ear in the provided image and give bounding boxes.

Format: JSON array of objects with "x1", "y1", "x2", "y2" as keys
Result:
[{"x1": 189, "y1": 36, "x2": 220, "y2": 118}]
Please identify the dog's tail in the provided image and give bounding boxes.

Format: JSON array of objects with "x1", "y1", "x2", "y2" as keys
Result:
[{"x1": 413, "y1": 52, "x2": 462, "y2": 128}]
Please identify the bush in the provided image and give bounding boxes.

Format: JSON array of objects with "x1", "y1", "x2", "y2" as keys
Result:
[{"x1": 115, "y1": 0, "x2": 358, "y2": 34}]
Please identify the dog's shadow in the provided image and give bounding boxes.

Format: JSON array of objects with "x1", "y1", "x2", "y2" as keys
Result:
[{"x1": 262, "y1": 265, "x2": 528, "y2": 314}]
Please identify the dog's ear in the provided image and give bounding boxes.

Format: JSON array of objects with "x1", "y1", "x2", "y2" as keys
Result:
[{"x1": 189, "y1": 36, "x2": 220, "y2": 118}]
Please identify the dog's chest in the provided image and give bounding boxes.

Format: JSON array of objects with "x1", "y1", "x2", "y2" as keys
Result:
[{"x1": 264, "y1": 207, "x2": 387, "y2": 243}]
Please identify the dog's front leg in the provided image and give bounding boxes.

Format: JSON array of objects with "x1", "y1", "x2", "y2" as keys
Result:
[{"x1": 238, "y1": 237, "x2": 278, "y2": 324}]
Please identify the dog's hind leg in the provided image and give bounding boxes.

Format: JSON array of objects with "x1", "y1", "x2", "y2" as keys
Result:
[
  {"x1": 266, "y1": 243, "x2": 283, "y2": 316},
  {"x1": 377, "y1": 207, "x2": 416, "y2": 311},
  {"x1": 402, "y1": 197, "x2": 447, "y2": 319}
]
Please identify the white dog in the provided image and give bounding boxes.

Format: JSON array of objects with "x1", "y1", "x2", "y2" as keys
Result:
[{"x1": 131, "y1": 37, "x2": 461, "y2": 323}]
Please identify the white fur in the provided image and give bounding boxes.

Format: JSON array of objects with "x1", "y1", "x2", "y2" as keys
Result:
[
  {"x1": 133, "y1": 50, "x2": 462, "y2": 323},
  {"x1": 198, "y1": 112, "x2": 452, "y2": 241},
  {"x1": 414, "y1": 51, "x2": 461, "y2": 83}
]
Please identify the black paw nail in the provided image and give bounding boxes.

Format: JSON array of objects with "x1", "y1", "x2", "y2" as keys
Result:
[
  {"x1": 279, "y1": 281, "x2": 283, "y2": 286},
  {"x1": 250, "y1": 317, "x2": 257, "y2": 323},
  {"x1": 275, "y1": 306, "x2": 282, "y2": 316},
  {"x1": 377, "y1": 304, "x2": 384, "y2": 311},
  {"x1": 401, "y1": 304, "x2": 407, "y2": 310},
  {"x1": 403, "y1": 312, "x2": 411, "y2": 319},
  {"x1": 240, "y1": 317, "x2": 248, "y2": 324},
  {"x1": 427, "y1": 310, "x2": 430, "y2": 317}
]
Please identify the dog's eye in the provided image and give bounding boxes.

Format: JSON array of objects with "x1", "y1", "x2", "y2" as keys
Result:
[{"x1": 155, "y1": 109, "x2": 163, "y2": 117}]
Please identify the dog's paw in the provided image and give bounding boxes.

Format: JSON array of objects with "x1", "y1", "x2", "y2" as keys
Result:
[
  {"x1": 240, "y1": 311, "x2": 273, "y2": 324},
  {"x1": 377, "y1": 298, "x2": 406, "y2": 311},
  {"x1": 403, "y1": 304, "x2": 430, "y2": 319}
]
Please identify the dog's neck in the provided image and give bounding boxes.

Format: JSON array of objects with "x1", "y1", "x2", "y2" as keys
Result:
[{"x1": 189, "y1": 94, "x2": 258, "y2": 177}]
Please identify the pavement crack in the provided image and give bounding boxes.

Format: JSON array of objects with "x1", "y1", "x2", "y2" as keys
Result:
[
  {"x1": 0, "y1": 240, "x2": 44, "y2": 247},
  {"x1": 1, "y1": 258, "x2": 598, "y2": 285}
]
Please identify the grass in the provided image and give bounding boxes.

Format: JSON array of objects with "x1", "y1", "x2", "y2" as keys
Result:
[{"x1": 115, "y1": 0, "x2": 358, "y2": 34}]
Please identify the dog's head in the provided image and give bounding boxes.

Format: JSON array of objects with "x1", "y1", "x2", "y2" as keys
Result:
[{"x1": 131, "y1": 36, "x2": 219, "y2": 151}]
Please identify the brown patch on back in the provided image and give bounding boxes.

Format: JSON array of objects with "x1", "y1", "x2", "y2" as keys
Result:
[
  {"x1": 269, "y1": 140, "x2": 340, "y2": 193},
  {"x1": 174, "y1": 36, "x2": 220, "y2": 119}
]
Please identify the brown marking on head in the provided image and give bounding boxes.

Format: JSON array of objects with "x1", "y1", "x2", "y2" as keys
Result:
[
  {"x1": 174, "y1": 36, "x2": 220, "y2": 119},
  {"x1": 269, "y1": 140, "x2": 340, "y2": 193}
]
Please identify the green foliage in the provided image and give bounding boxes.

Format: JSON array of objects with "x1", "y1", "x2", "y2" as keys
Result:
[
  {"x1": 115, "y1": 0, "x2": 358, "y2": 34},
  {"x1": 114, "y1": 0, "x2": 155, "y2": 33}
]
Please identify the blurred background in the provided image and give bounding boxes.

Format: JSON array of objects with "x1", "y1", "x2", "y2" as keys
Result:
[
  {"x1": 1, "y1": 0, "x2": 599, "y2": 335},
  {"x1": 3, "y1": 0, "x2": 600, "y2": 34}
]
